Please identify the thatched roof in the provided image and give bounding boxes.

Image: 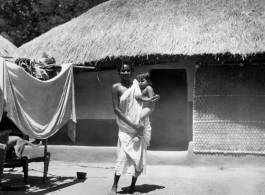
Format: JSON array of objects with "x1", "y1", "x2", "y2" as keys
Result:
[
  {"x1": 18, "y1": 0, "x2": 265, "y2": 65},
  {"x1": 0, "y1": 35, "x2": 17, "y2": 57}
]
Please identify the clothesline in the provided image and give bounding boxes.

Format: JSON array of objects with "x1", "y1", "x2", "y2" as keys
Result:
[{"x1": 0, "y1": 56, "x2": 95, "y2": 70}]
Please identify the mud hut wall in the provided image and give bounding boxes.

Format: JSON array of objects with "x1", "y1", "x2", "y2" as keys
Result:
[{"x1": 49, "y1": 61, "x2": 196, "y2": 148}]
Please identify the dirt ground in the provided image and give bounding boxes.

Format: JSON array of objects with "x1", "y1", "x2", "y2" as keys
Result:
[
  {"x1": 0, "y1": 143, "x2": 265, "y2": 195},
  {"x1": 1, "y1": 161, "x2": 265, "y2": 195}
]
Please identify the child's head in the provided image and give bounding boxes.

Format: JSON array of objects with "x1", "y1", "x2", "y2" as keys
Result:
[{"x1": 137, "y1": 72, "x2": 152, "y2": 89}]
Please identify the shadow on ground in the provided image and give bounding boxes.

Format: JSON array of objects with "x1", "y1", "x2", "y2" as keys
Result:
[
  {"x1": 119, "y1": 184, "x2": 165, "y2": 194},
  {"x1": 1, "y1": 173, "x2": 85, "y2": 194}
]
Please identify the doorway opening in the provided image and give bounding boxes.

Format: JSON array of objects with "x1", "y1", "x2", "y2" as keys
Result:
[{"x1": 149, "y1": 69, "x2": 188, "y2": 151}]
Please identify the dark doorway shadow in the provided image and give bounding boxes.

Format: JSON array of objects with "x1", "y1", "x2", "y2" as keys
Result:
[
  {"x1": 119, "y1": 184, "x2": 165, "y2": 194},
  {"x1": 150, "y1": 69, "x2": 188, "y2": 150},
  {"x1": 1, "y1": 173, "x2": 85, "y2": 194}
]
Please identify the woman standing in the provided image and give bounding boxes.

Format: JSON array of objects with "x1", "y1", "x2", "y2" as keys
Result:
[{"x1": 109, "y1": 61, "x2": 159, "y2": 195}]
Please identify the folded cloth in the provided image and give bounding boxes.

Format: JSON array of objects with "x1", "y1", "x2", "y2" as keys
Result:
[
  {"x1": 12, "y1": 137, "x2": 25, "y2": 159},
  {"x1": 11, "y1": 136, "x2": 42, "y2": 159},
  {"x1": 115, "y1": 80, "x2": 152, "y2": 176},
  {"x1": 0, "y1": 57, "x2": 76, "y2": 142},
  {"x1": 34, "y1": 65, "x2": 49, "y2": 80}
]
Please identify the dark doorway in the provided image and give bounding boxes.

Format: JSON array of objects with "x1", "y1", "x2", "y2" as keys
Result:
[{"x1": 149, "y1": 69, "x2": 188, "y2": 151}]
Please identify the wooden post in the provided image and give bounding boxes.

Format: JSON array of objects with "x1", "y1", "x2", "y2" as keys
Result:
[{"x1": 43, "y1": 139, "x2": 48, "y2": 183}]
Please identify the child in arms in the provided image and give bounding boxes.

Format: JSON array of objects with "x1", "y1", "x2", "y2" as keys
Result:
[{"x1": 132, "y1": 72, "x2": 159, "y2": 142}]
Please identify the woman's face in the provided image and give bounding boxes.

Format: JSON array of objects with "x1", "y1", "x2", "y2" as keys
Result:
[{"x1": 119, "y1": 64, "x2": 132, "y2": 80}]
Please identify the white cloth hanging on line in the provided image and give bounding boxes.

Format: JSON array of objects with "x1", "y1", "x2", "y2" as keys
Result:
[{"x1": 0, "y1": 57, "x2": 76, "y2": 142}]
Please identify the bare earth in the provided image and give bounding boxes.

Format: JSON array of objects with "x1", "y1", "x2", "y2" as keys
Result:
[
  {"x1": 0, "y1": 144, "x2": 265, "y2": 195},
  {"x1": 1, "y1": 162, "x2": 265, "y2": 195}
]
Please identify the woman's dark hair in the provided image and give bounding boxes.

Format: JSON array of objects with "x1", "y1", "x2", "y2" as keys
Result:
[
  {"x1": 137, "y1": 72, "x2": 152, "y2": 86},
  {"x1": 117, "y1": 60, "x2": 134, "y2": 73}
]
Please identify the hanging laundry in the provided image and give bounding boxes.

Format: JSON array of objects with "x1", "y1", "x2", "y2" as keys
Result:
[
  {"x1": 0, "y1": 57, "x2": 76, "y2": 142},
  {"x1": 15, "y1": 58, "x2": 50, "y2": 81},
  {"x1": 15, "y1": 58, "x2": 35, "y2": 76},
  {"x1": 38, "y1": 52, "x2": 56, "y2": 66}
]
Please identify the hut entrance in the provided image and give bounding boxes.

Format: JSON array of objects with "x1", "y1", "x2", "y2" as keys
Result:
[{"x1": 149, "y1": 69, "x2": 188, "y2": 151}]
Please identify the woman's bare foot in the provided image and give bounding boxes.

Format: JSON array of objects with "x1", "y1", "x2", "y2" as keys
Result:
[
  {"x1": 108, "y1": 185, "x2": 117, "y2": 195},
  {"x1": 130, "y1": 186, "x2": 141, "y2": 194}
]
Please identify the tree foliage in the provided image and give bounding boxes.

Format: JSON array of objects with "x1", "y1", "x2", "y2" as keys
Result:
[{"x1": 0, "y1": 0, "x2": 108, "y2": 47}]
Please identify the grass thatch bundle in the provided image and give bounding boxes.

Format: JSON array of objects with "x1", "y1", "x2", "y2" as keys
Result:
[
  {"x1": 18, "y1": 0, "x2": 265, "y2": 65},
  {"x1": 0, "y1": 35, "x2": 17, "y2": 57}
]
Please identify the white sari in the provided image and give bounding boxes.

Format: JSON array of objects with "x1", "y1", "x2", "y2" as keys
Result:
[{"x1": 115, "y1": 80, "x2": 151, "y2": 177}]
